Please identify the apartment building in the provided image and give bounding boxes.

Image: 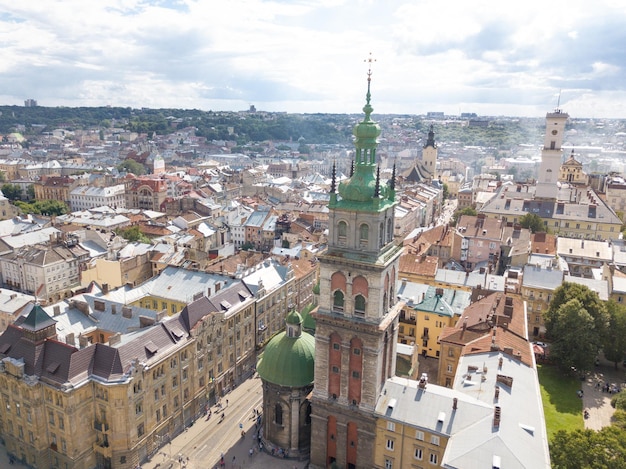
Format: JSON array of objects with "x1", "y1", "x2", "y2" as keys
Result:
[{"x1": 69, "y1": 184, "x2": 126, "y2": 211}]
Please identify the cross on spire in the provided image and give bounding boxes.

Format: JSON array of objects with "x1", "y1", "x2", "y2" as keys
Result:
[{"x1": 364, "y1": 52, "x2": 376, "y2": 105}]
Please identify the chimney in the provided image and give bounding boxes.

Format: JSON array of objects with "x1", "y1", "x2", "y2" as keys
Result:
[
  {"x1": 53, "y1": 305, "x2": 61, "y2": 316},
  {"x1": 494, "y1": 386, "x2": 500, "y2": 400},
  {"x1": 493, "y1": 406, "x2": 501, "y2": 428},
  {"x1": 418, "y1": 373, "x2": 428, "y2": 389},
  {"x1": 65, "y1": 333, "x2": 74, "y2": 346},
  {"x1": 452, "y1": 398, "x2": 458, "y2": 411},
  {"x1": 109, "y1": 333, "x2": 121, "y2": 346},
  {"x1": 102, "y1": 283, "x2": 109, "y2": 295}
]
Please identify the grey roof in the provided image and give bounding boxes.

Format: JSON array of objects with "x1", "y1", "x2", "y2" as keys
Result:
[
  {"x1": 444, "y1": 351, "x2": 550, "y2": 468},
  {"x1": 522, "y1": 264, "x2": 564, "y2": 289},
  {"x1": 565, "y1": 276, "x2": 609, "y2": 301}
]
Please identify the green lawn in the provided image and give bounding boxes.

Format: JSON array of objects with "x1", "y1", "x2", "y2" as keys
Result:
[
  {"x1": 396, "y1": 355, "x2": 412, "y2": 377},
  {"x1": 537, "y1": 364, "x2": 584, "y2": 440}
]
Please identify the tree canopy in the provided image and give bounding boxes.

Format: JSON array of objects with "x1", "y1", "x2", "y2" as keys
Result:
[
  {"x1": 544, "y1": 282, "x2": 609, "y2": 372},
  {"x1": 1, "y1": 183, "x2": 22, "y2": 201},
  {"x1": 550, "y1": 427, "x2": 626, "y2": 469},
  {"x1": 116, "y1": 226, "x2": 151, "y2": 244},
  {"x1": 603, "y1": 300, "x2": 626, "y2": 369},
  {"x1": 451, "y1": 207, "x2": 477, "y2": 226},
  {"x1": 117, "y1": 159, "x2": 146, "y2": 176},
  {"x1": 14, "y1": 199, "x2": 68, "y2": 216},
  {"x1": 519, "y1": 212, "x2": 547, "y2": 233}
]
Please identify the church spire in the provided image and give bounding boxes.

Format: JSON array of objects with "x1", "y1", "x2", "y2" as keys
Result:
[{"x1": 424, "y1": 124, "x2": 436, "y2": 148}]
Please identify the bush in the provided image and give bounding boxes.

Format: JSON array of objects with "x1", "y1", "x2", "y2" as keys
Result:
[{"x1": 611, "y1": 391, "x2": 626, "y2": 410}]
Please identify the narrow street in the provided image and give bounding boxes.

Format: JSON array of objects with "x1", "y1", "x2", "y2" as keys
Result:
[{"x1": 142, "y1": 374, "x2": 309, "y2": 469}]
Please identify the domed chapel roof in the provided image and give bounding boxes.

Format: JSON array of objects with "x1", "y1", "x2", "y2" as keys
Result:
[{"x1": 257, "y1": 310, "x2": 315, "y2": 387}]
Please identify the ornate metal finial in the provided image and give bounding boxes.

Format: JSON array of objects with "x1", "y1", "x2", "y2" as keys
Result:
[
  {"x1": 330, "y1": 160, "x2": 337, "y2": 193},
  {"x1": 390, "y1": 163, "x2": 396, "y2": 192},
  {"x1": 364, "y1": 52, "x2": 376, "y2": 105},
  {"x1": 350, "y1": 159, "x2": 355, "y2": 177}
]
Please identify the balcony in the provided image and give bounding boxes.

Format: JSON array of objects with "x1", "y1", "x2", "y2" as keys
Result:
[
  {"x1": 94, "y1": 420, "x2": 110, "y2": 432},
  {"x1": 93, "y1": 441, "x2": 112, "y2": 458},
  {"x1": 399, "y1": 314, "x2": 416, "y2": 325}
]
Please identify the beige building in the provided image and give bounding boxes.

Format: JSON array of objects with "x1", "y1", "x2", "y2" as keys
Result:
[
  {"x1": 0, "y1": 233, "x2": 89, "y2": 305},
  {"x1": 559, "y1": 151, "x2": 587, "y2": 185},
  {"x1": 0, "y1": 277, "x2": 259, "y2": 469}
]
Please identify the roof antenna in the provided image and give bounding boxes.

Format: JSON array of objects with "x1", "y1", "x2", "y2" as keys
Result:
[{"x1": 556, "y1": 89, "x2": 562, "y2": 112}]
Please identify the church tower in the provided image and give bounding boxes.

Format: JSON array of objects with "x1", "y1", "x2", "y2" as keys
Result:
[
  {"x1": 310, "y1": 62, "x2": 403, "y2": 469},
  {"x1": 535, "y1": 109, "x2": 568, "y2": 199},
  {"x1": 422, "y1": 124, "x2": 438, "y2": 180}
]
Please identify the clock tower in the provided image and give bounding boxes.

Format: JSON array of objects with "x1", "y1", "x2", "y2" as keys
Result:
[
  {"x1": 309, "y1": 64, "x2": 403, "y2": 469},
  {"x1": 535, "y1": 109, "x2": 568, "y2": 199}
]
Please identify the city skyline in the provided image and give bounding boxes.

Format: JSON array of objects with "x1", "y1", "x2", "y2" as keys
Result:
[{"x1": 1, "y1": 0, "x2": 626, "y2": 118}]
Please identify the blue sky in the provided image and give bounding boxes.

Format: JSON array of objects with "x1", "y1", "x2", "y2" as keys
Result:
[{"x1": 1, "y1": 0, "x2": 626, "y2": 118}]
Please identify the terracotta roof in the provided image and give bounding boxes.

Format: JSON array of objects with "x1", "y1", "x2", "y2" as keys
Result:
[{"x1": 399, "y1": 253, "x2": 438, "y2": 277}]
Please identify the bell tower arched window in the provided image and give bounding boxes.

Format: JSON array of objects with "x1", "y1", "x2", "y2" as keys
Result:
[
  {"x1": 333, "y1": 291, "x2": 344, "y2": 312},
  {"x1": 354, "y1": 295, "x2": 366, "y2": 317},
  {"x1": 338, "y1": 221, "x2": 347, "y2": 246},
  {"x1": 359, "y1": 224, "x2": 369, "y2": 248}
]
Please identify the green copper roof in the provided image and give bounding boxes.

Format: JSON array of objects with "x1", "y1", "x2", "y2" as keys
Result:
[
  {"x1": 332, "y1": 64, "x2": 395, "y2": 212},
  {"x1": 20, "y1": 303, "x2": 56, "y2": 331},
  {"x1": 286, "y1": 310, "x2": 303, "y2": 325},
  {"x1": 257, "y1": 330, "x2": 315, "y2": 387}
]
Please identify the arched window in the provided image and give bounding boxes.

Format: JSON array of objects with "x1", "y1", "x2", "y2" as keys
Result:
[
  {"x1": 338, "y1": 221, "x2": 347, "y2": 245},
  {"x1": 354, "y1": 294, "x2": 366, "y2": 317},
  {"x1": 387, "y1": 218, "x2": 393, "y2": 242},
  {"x1": 359, "y1": 224, "x2": 369, "y2": 248},
  {"x1": 275, "y1": 403, "x2": 283, "y2": 425},
  {"x1": 333, "y1": 291, "x2": 344, "y2": 312},
  {"x1": 379, "y1": 222, "x2": 384, "y2": 247}
]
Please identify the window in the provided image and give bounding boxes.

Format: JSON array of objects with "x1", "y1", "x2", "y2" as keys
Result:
[
  {"x1": 387, "y1": 421, "x2": 395, "y2": 432},
  {"x1": 352, "y1": 371, "x2": 360, "y2": 379},
  {"x1": 354, "y1": 295, "x2": 366, "y2": 316},
  {"x1": 332, "y1": 366, "x2": 339, "y2": 373},
  {"x1": 333, "y1": 291, "x2": 344, "y2": 312},
  {"x1": 333, "y1": 343, "x2": 340, "y2": 350},
  {"x1": 430, "y1": 435, "x2": 440, "y2": 446},
  {"x1": 135, "y1": 402, "x2": 143, "y2": 415},
  {"x1": 414, "y1": 447, "x2": 423, "y2": 460},
  {"x1": 137, "y1": 423, "x2": 144, "y2": 437},
  {"x1": 385, "y1": 459, "x2": 393, "y2": 469},
  {"x1": 429, "y1": 453, "x2": 438, "y2": 464},
  {"x1": 338, "y1": 221, "x2": 347, "y2": 244},
  {"x1": 358, "y1": 224, "x2": 370, "y2": 248},
  {"x1": 447, "y1": 364, "x2": 453, "y2": 373},
  {"x1": 275, "y1": 403, "x2": 283, "y2": 426},
  {"x1": 386, "y1": 439, "x2": 394, "y2": 450},
  {"x1": 415, "y1": 430, "x2": 424, "y2": 441}
]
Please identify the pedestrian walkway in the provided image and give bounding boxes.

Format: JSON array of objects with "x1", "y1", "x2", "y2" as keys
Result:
[
  {"x1": 0, "y1": 442, "x2": 29, "y2": 468},
  {"x1": 582, "y1": 357, "x2": 625, "y2": 430},
  {"x1": 142, "y1": 376, "x2": 309, "y2": 469}
]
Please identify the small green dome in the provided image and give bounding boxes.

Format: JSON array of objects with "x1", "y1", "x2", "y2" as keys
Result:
[
  {"x1": 257, "y1": 330, "x2": 315, "y2": 387},
  {"x1": 286, "y1": 310, "x2": 303, "y2": 325}
]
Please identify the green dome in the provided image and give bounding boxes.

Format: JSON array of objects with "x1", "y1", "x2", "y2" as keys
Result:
[
  {"x1": 257, "y1": 330, "x2": 315, "y2": 387},
  {"x1": 286, "y1": 310, "x2": 303, "y2": 325}
]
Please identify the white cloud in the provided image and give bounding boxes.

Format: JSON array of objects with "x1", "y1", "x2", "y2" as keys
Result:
[{"x1": 0, "y1": 0, "x2": 625, "y2": 117}]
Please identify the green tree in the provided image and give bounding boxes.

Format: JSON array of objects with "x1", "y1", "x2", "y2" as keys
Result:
[
  {"x1": 519, "y1": 213, "x2": 546, "y2": 233},
  {"x1": 117, "y1": 226, "x2": 150, "y2": 244},
  {"x1": 1, "y1": 183, "x2": 21, "y2": 201},
  {"x1": 603, "y1": 300, "x2": 626, "y2": 369},
  {"x1": 117, "y1": 159, "x2": 146, "y2": 175},
  {"x1": 544, "y1": 283, "x2": 609, "y2": 372},
  {"x1": 550, "y1": 427, "x2": 626, "y2": 469},
  {"x1": 451, "y1": 207, "x2": 477, "y2": 226},
  {"x1": 26, "y1": 184, "x2": 35, "y2": 201},
  {"x1": 14, "y1": 200, "x2": 68, "y2": 216}
]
